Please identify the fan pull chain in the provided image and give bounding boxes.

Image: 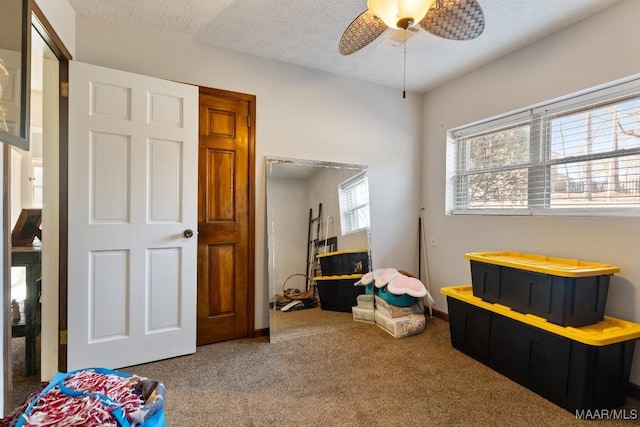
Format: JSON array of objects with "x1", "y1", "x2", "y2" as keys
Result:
[{"x1": 403, "y1": 28, "x2": 407, "y2": 99}]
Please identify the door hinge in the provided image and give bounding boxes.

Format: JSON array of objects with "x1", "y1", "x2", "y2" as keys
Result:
[
  {"x1": 60, "y1": 82, "x2": 69, "y2": 98},
  {"x1": 59, "y1": 329, "x2": 68, "y2": 345}
]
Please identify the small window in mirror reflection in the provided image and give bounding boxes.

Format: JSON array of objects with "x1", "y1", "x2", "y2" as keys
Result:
[{"x1": 338, "y1": 171, "x2": 370, "y2": 235}]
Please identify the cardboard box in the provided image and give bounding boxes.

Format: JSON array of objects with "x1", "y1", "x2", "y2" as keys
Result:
[
  {"x1": 352, "y1": 306, "x2": 375, "y2": 323},
  {"x1": 374, "y1": 295, "x2": 423, "y2": 318},
  {"x1": 374, "y1": 309, "x2": 425, "y2": 338}
]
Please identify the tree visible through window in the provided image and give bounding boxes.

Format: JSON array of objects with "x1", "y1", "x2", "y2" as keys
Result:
[
  {"x1": 449, "y1": 79, "x2": 640, "y2": 215},
  {"x1": 461, "y1": 124, "x2": 530, "y2": 209}
]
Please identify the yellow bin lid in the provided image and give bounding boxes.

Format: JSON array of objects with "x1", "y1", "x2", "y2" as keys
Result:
[
  {"x1": 314, "y1": 274, "x2": 363, "y2": 281},
  {"x1": 441, "y1": 285, "x2": 640, "y2": 346},
  {"x1": 464, "y1": 251, "x2": 620, "y2": 277},
  {"x1": 316, "y1": 249, "x2": 368, "y2": 258}
]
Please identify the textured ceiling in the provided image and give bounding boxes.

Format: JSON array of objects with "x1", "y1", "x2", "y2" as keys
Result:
[{"x1": 67, "y1": 0, "x2": 622, "y2": 93}]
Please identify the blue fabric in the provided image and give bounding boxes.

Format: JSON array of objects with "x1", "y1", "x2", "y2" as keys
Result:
[{"x1": 141, "y1": 409, "x2": 166, "y2": 427}]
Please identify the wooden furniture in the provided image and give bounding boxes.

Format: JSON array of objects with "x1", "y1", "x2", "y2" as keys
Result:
[
  {"x1": 11, "y1": 246, "x2": 41, "y2": 377},
  {"x1": 11, "y1": 208, "x2": 42, "y2": 247}
]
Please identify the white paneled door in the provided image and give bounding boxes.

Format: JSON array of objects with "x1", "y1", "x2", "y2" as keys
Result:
[{"x1": 67, "y1": 61, "x2": 198, "y2": 370}]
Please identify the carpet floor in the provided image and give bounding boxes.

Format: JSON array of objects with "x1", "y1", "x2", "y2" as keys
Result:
[
  {"x1": 6, "y1": 311, "x2": 640, "y2": 426},
  {"x1": 124, "y1": 312, "x2": 640, "y2": 426},
  {"x1": 8, "y1": 336, "x2": 42, "y2": 411}
]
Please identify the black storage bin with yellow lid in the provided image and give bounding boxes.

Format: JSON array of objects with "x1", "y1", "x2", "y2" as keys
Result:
[
  {"x1": 442, "y1": 285, "x2": 639, "y2": 413},
  {"x1": 315, "y1": 274, "x2": 365, "y2": 312},
  {"x1": 316, "y1": 250, "x2": 369, "y2": 276},
  {"x1": 466, "y1": 251, "x2": 619, "y2": 327}
]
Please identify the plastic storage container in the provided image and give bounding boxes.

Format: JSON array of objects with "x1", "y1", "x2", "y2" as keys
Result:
[
  {"x1": 315, "y1": 274, "x2": 365, "y2": 312},
  {"x1": 376, "y1": 285, "x2": 416, "y2": 307},
  {"x1": 465, "y1": 251, "x2": 619, "y2": 327},
  {"x1": 441, "y1": 285, "x2": 640, "y2": 413},
  {"x1": 316, "y1": 249, "x2": 369, "y2": 276}
]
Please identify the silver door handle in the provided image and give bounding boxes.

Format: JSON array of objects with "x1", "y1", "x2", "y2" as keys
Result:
[{"x1": 184, "y1": 229, "x2": 194, "y2": 238}]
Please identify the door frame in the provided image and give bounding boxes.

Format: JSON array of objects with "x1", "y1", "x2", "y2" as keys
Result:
[
  {"x1": 1, "y1": 3, "x2": 72, "y2": 407},
  {"x1": 30, "y1": 2, "x2": 72, "y2": 376}
]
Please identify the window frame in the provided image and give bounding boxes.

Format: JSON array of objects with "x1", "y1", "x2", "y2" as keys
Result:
[
  {"x1": 448, "y1": 75, "x2": 640, "y2": 217},
  {"x1": 338, "y1": 170, "x2": 370, "y2": 235}
]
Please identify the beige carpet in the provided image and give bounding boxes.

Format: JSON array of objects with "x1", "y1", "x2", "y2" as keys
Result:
[
  {"x1": 8, "y1": 336, "x2": 43, "y2": 411},
  {"x1": 124, "y1": 315, "x2": 640, "y2": 426},
  {"x1": 6, "y1": 313, "x2": 640, "y2": 426},
  {"x1": 270, "y1": 307, "x2": 363, "y2": 343}
]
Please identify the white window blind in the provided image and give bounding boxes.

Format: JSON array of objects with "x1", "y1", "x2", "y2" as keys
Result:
[
  {"x1": 448, "y1": 77, "x2": 640, "y2": 215},
  {"x1": 339, "y1": 171, "x2": 370, "y2": 234}
]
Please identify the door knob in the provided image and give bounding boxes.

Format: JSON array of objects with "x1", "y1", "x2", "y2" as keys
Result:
[{"x1": 184, "y1": 229, "x2": 194, "y2": 238}]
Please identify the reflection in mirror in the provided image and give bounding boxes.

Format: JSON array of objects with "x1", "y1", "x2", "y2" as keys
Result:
[
  {"x1": 0, "y1": 0, "x2": 31, "y2": 149},
  {"x1": 266, "y1": 157, "x2": 372, "y2": 343},
  {"x1": 8, "y1": 21, "x2": 57, "y2": 409}
]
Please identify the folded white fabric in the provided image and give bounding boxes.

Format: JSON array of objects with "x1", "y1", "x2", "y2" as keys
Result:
[
  {"x1": 354, "y1": 268, "x2": 400, "y2": 287},
  {"x1": 354, "y1": 271, "x2": 373, "y2": 286}
]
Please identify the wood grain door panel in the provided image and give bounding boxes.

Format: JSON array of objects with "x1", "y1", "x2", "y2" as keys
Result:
[{"x1": 197, "y1": 88, "x2": 255, "y2": 345}]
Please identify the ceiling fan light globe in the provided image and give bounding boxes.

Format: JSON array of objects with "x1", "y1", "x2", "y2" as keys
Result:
[{"x1": 367, "y1": 0, "x2": 434, "y2": 29}]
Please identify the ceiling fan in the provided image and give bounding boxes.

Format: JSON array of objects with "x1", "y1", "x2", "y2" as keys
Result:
[{"x1": 339, "y1": 0, "x2": 485, "y2": 55}]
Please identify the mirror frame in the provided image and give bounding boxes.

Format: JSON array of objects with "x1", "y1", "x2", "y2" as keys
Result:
[
  {"x1": 0, "y1": 0, "x2": 31, "y2": 150},
  {"x1": 265, "y1": 156, "x2": 373, "y2": 342}
]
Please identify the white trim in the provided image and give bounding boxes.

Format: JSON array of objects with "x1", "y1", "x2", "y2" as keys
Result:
[
  {"x1": 40, "y1": 55, "x2": 59, "y2": 382},
  {"x1": 450, "y1": 209, "x2": 532, "y2": 216},
  {"x1": 452, "y1": 208, "x2": 640, "y2": 217}
]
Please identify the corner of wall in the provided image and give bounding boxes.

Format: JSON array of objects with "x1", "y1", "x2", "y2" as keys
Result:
[{"x1": 36, "y1": 0, "x2": 76, "y2": 57}]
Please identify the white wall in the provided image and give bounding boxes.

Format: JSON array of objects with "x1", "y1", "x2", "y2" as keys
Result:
[
  {"x1": 422, "y1": 0, "x2": 640, "y2": 385},
  {"x1": 74, "y1": 15, "x2": 423, "y2": 331},
  {"x1": 35, "y1": 0, "x2": 76, "y2": 56},
  {"x1": 266, "y1": 177, "x2": 309, "y2": 302}
]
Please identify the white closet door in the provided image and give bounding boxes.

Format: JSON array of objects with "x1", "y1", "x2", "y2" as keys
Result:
[{"x1": 67, "y1": 61, "x2": 198, "y2": 370}]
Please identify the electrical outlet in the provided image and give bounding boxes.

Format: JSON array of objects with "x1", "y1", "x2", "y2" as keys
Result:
[{"x1": 430, "y1": 235, "x2": 437, "y2": 247}]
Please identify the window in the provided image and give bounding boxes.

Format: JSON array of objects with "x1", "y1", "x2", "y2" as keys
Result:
[
  {"x1": 338, "y1": 171, "x2": 370, "y2": 234},
  {"x1": 448, "y1": 77, "x2": 640, "y2": 215}
]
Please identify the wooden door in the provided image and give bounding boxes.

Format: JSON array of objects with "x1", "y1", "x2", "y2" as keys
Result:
[
  {"x1": 197, "y1": 88, "x2": 255, "y2": 345},
  {"x1": 68, "y1": 61, "x2": 198, "y2": 369}
]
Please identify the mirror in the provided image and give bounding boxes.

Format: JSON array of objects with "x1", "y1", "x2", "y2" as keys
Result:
[
  {"x1": 0, "y1": 0, "x2": 31, "y2": 150},
  {"x1": 266, "y1": 157, "x2": 372, "y2": 343}
]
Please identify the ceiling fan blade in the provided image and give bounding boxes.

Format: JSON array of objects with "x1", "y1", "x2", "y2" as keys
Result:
[
  {"x1": 339, "y1": 10, "x2": 387, "y2": 55},
  {"x1": 419, "y1": 0, "x2": 485, "y2": 41}
]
